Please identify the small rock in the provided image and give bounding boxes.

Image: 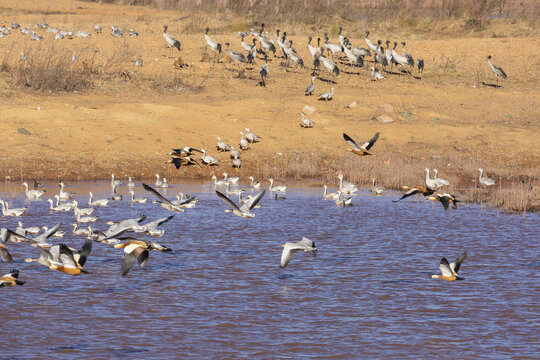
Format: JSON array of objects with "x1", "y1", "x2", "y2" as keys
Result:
[
  {"x1": 376, "y1": 115, "x2": 394, "y2": 123},
  {"x1": 346, "y1": 101, "x2": 357, "y2": 108},
  {"x1": 18, "y1": 128, "x2": 31, "y2": 135},
  {"x1": 380, "y1": 103, "x2": 393, "y2": 113}
]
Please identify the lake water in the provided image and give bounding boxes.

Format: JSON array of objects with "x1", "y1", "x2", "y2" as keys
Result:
[{"x1": 1, "y1": 180, "x2": 538, "y2": 359}]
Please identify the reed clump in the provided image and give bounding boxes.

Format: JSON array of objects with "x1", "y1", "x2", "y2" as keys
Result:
[{"x1": 10, "y1": 47, "x2": 95, "y2": 92}]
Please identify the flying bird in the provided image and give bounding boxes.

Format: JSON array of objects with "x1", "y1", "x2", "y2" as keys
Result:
[
  {"x1": 0, "y1": 269, "x2": 25, "y2": 287},
  {"x1": 215, "y1": 190, "x2": 265, "y2": 218},
  {"x1": 343, "y1": 132, "x2": 380, "y2": 156},
  {"x1": 142, "y1": 183, "x2": 184, "y2": 212},
  {"x1": 393, "y1": 186, "x2": 435, "y2": 203},
  {"x1": 431, "y1": 252, "x2": 467, "y2": 281},
  {"x1": 280, "y1": 237, "x2": 317, "y2": 269}
]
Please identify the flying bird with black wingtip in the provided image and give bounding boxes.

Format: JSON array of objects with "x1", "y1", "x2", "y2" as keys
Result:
[{"x1": 343, "y1": 132, "x2": 380, "y2": 156}]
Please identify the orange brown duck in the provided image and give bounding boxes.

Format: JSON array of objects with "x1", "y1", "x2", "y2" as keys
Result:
[
  {"x1": 343, "y1": 132, "x2": 380, "y2": 156},
  {"x1": 0, "y1": 269, "x2": 26, "y2": 287},
  {"x1": 431, "y1": 252, "x2": 467, "y2": 281}
]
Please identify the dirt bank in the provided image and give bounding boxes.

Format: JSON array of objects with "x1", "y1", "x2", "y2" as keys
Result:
[{"x1": 0, "y1": 0, "x2": 538, "y2": 212}]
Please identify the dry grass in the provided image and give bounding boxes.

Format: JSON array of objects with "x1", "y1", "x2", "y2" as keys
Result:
[
  {"x1": 160, "y1": 151, "x2": 539, "y2": 213},
  {"x1": 95, "y1": 0, "x2": 538, "y2": 35},
  {"x1": 0, "y1": 38, "x2": 201, "y2": 94}
]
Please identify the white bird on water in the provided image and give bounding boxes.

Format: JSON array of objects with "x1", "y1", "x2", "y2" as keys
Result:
[
  {"x1": 22, "y1": 182, "x2": 45, "y2": 200},
  {"x1": 268, "y1": 179, "x2": 287, "y2": 192}
]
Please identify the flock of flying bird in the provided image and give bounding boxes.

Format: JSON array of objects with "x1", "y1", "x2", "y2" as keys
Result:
[
  {"x1": 1, "y1": 20, "x2": 506, "y2": 288},
  {"x1": 0, "y1": 171, "x2": 319, "y2": 287},
  {"x1": 1, "y1": 143, "x2": 493, "y2": 287},
  {"x1": 0, "y1": 176, "x2": 188, "y2": 283}
]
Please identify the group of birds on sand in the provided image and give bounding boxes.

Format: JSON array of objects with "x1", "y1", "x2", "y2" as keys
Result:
[
  {"x1": 8, "y1": 20, "x2": 147, "y2": 67},
  {"x1": 166, "y1": 128, "x2": 261, "y2": 170},
  {"x1": 0, "y1": 20, "x2": 139, "y2": 41}
]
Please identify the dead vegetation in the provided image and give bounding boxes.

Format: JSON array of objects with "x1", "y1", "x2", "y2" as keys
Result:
[
  {"x1": 0, "y1": 41, "x2": 201, "y2": 94},
  {"x1": 146, "y1": 151, "x2": 539, "y2": 213},
  {"x1": 91, "y1": 0, "x2": 539, "y2": 33}
]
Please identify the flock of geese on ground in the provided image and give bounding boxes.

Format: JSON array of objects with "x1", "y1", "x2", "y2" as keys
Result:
[{"x1": 1, "y1": 152, "x2": 494, "y2": 287}]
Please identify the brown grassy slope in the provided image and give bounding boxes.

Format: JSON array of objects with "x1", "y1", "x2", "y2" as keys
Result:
[{"x1": 0, "y1": 0, "x2": 538, "y2": 211}]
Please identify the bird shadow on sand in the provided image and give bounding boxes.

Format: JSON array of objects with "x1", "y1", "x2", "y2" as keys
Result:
[
  {"x1": 482, "y1": 82, "x2": 503, "y2": 88},
  {"x1": 341, "y1": 70, "x2": 363, "y2": 76},
  {"x1": 383, "y1": 70, "x2": 406, "y2": 76},
  {"x1": 318, "y1": 77, "x2": 338, "y2": 84}
]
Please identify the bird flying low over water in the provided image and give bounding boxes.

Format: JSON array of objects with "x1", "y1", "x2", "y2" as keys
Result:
[
  {"x1": 280, "y1": 237, "x2": 317, "y2": 269},
  {"x1": 427, "y1": 193, "x2": 460, "y2": 210},
  {"x1": 142, "y1": 183, "x2": 184, "y2": 212},
  {"x1": 216, "y1": 190, "x2": 265, "y2": 218},
  {"x1": 393, "y1": 186, "x2": 435, "y2": 203},
  {"x1": 0, "y1": 269, "x2": 25, "y2": 287},
  {"x1": 48, "y1": 243, "x2": 92, "y2": 275},
  {"x1": 0, "y1": 242, "x2": 13, "y2": 263},
  {"x1": 343, "y1": 132, "x2": 380, "y2": 156},
  {"x1": 114, "y1": 237, "x2": 171, "y2": 276},
  {"x1": 431, "y1": 252, "x2": 467, "y2": 281},
  {"x1": 115, "y1": 239, "x2": 150, "y2": 276}
]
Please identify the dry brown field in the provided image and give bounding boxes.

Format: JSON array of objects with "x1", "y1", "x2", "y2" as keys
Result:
[{"x1": 0, "y1": 0, "x2": 538, "y2": 211}]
